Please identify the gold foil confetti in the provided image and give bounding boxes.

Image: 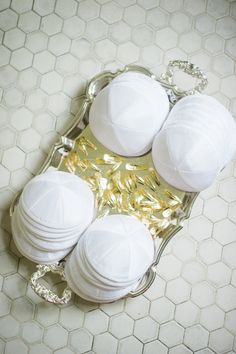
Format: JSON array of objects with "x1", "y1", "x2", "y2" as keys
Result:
[
  {"x1": 149, "y1": 169, "x2": 160, "y2": 186},
  {"x1": 164, "y1": 189, "x2": 182, "y2": 204},
  {"x1": 162, "y1": 208, "x2": 172, "y2": 218},
  {"x1": 78, "y1": 143, "x2": 88, "y2": 156},
  {"x1": 96, "y1": 158, "x2": 107, "y2": 165},
  {"x1": 135, "y1": 175, "x2": 145, "y2": 185},
  {"x1": 125, "y1": 163, "x2": 147, "y2": 171},
  {"x1": 105, "y1": 161, "x2": 122, "y2": 177},
  {"x1": 76, "y1": 159, "x2": 87, "y2": 172},
  {"x1": 77, "y1": 136, "x2": 97, "y2": 155},
  {"x1": 104, "y1": 153, "x2": 121, "y2": 163},
  {"x1": 83, "y1": 159, "x2": 101, "y2": 172},
  {"x1": 144, "y1": 176, "x2": 157, "y2": 192},
  {"x1": 122, "y1": 173, "x2": 137, "y2": 193}
]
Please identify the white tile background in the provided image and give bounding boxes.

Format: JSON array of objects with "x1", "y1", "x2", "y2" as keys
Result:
[{"x1": 0, "y1": 0, "x2": 236, "y2": 353}]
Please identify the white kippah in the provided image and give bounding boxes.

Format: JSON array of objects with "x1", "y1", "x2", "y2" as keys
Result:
[
  {"x1": 83, "y1": 214, "x2": 154, "y2": 282},
  {"x1": 11, "y1": 171, "x2": 95, "y2": 263},
  {"x1": 21, "y1": 171, "x2": 94, "y2": 229},
  {"x1": 89, "y1": 71, "x2": 169, "y2": 156},
  {"x1": 65, "y1": 214, "x2": 154, "y2": 302},
  {"x1": 152, "y1": 94, "x2": 236, "y2": 192}
]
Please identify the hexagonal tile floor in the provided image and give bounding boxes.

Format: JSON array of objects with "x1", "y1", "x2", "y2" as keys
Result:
[{"x1": 0, "y1": 1, "x2": 236, "y2": 353}]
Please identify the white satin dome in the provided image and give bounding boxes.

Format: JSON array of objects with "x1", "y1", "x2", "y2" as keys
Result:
[
  {"x1": 89, "y1": 71, "x2": 170, "y2": 157},
  {"x1": 152, "y1": 94, "x2": 236, "y2": 192}
]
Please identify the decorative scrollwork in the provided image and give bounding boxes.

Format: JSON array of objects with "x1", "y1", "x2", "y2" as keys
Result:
[
  {"x1": 30, "y1": 263, "x2": 72, "y2": 305},
  {"x1": 160, "y1": 60, "x2": 208, "y2": 96}
]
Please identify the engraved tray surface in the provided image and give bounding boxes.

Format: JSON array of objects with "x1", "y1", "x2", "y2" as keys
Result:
[{"x1": 11, "y1": 61, "x2": 207, "y2": 302}]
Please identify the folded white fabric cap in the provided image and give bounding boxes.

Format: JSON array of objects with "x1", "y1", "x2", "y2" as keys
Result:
[
  {"x1": 152, "y1": 94, "x2": 236, "y2": 192},
  {"x1": 164, "y1": 95, "x2": 235, "y2": 162},
  {"x1": 64, "y1": 214, "x2": 154, "y2": 302},
  {"x1": 65, "y1": 261, "x2": 136, "y2": 303},
  {"x1": 11, "y1": 171, "x2": 95, "y2": 263},
  {"x1": 11, "y1": 210, "x2": 73, "y2": 264},
  {"x1": 65, "y1": 252, "x2": 139, "y2": 303},
  {"x1": 17, "y1": 206, "x2": 84, "y2": 242},
  {"x1": 18, "y1": 201, "x2": 84, "y2": 238},
  {"x1": 82, "y1": 214, "x2": 154, "y2": 283},
  {"x1": 73, "y1": 236, "x2": 121, "y2": 290},
  {"x1": 14, "y1": 206, "x2": 77, "y2": 252},
  {"x1": 73, "y1": 235, "x2": 140, "y2": 290},
  {"x1": 89, "y1": 71, "x2": 169, "y2": 156},
  {"x1": 21, "y1": 171, "x2": 95, "y2": 229}
]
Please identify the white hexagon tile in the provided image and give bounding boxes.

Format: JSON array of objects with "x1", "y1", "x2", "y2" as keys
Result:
[{"x1": 0, "y1": 0, "x2": 236, "y2": 353}]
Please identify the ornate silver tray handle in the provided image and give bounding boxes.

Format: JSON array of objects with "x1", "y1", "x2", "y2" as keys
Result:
[{"x1": 10, "y1": 60, "x2": 208, "y2": 305}]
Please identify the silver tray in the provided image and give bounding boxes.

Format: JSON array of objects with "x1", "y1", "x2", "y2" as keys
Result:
[{"x1": 10, "y1": 60, "x2": 208, "y2": 304}]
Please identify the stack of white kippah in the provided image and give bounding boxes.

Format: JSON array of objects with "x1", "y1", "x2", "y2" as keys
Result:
[
  {"x1": 152, "y1": 94, "x2": 236, "y2": 192},
  {"x1": 65, "y1": 215, "x2": 154, "y2": 302},
  {"x1": 11, "y1": 171, "x2": 95, "y2": 264}
]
